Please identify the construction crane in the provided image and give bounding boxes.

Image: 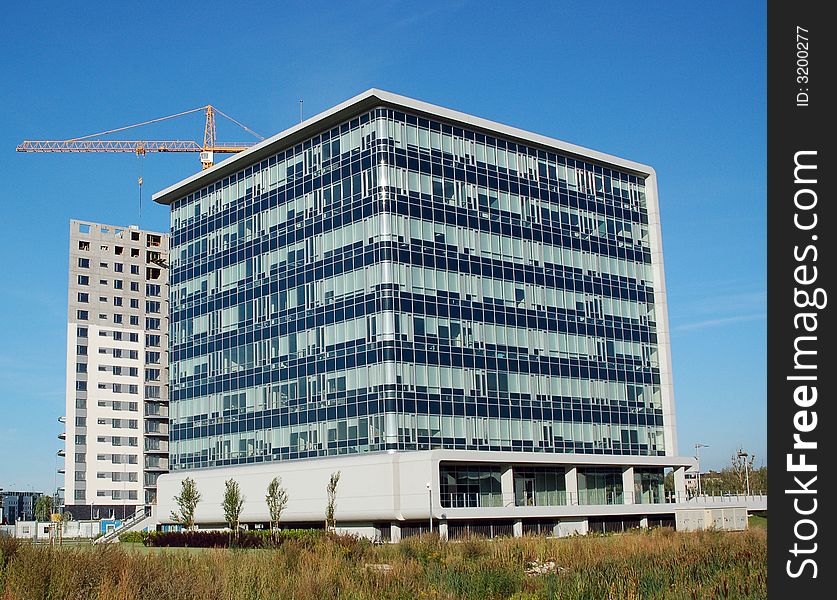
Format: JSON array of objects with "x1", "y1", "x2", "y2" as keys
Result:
[{"x1": 16, "y1": 104, "x2": 264, "y2": 170}]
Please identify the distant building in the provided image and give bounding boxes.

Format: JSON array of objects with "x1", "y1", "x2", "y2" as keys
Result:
[
  {"x1": 62, "y1": 220, "x2": 170, "y2": 520},
  {"x1": 2, "y1": 491, "x2": 43, "y2": 523},
  {"x1": 684, "y1": 468, "x2": 698, "y2": 495},
  {"x1": 152, "y1": 89, "x2": 697, "y2": 538}
]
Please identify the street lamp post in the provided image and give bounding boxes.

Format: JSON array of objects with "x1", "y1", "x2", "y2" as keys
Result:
[
  {"x1": 122, "y1": 460, "x2": 127, "y2": 521},
  {"x1": 737, "y1": 450, "x2": 751, "y2": 496},
  {"x1": 53, "y1": 449, "x2": 64, "y2": 519},
  {"x1": 426, "y1": 482, "x2": 432, "y2": 534},
  {"x1": 694, "y1": 443, "x2": 708, "y2": 498}
]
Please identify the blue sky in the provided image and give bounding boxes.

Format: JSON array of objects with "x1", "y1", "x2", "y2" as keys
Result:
[{"x1": 0, "y1": 1, "x2": 765, "y2": 493}]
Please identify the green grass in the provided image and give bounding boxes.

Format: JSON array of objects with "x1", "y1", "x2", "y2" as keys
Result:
[
  {"x1": 117, "y1": 542, "x2": 213, "y2": 555},
  {"x1": 1, "y1": 527, "x2": 767, "y2": 599},
  {"x1": 748, "y1": 513, "x2": 767, "y2": 529}
]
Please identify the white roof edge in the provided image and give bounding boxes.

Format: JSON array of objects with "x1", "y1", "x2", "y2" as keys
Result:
[
  {"x1": 153, "y1": 88, "x2": 654, "y2": 205},
  {"x1": 370, "y1": 88, "x2": 655, "y2": 174}
]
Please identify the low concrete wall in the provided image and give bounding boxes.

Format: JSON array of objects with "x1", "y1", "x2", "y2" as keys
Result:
[
  {"x1": 2, "y1": 520, "x2": 101, "y2": 540},
  {"x1": 558, "y1": 518, "x2": 588, "y2": 537},
  {"x1": 675, "y1": 507, "x2": 748, "y2": 532}
]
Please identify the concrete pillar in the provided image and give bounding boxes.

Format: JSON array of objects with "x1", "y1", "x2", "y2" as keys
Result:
[
  {"x1": 513, "y1": 519, "x2": 523, "y2": 538},
  {"x1": 674, "y1": 466, "x2": 687, "y2": 503},
  {"x1": 622, "y1": 466, "x2": 635, "y2": 505},
  {"x1": 558, "y1": 517, "x2": 588, "y2": 537},
  {"x1": 390, "y1": 522, "x2": 401, "y2": 543},
  {"x1": 385, "y1": 413, "x2": 399, "y2": 445},
  {"x1": 438, "y1": 519, "x2": 448, "y2": 541},
  {"x1": 565, "y1": 466, "x2": 579, "y2": 505},
  {"x1": 640, "y1": 516, "x2": 649, "y2": 529},
  {"x1": 501, "y1": 465, "x2": 515, "y2": 507}
]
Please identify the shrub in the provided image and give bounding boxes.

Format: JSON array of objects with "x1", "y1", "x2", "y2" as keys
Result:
[
  {"x1": 143, "y1": 528, "x2": 325, "y2": 549},
  {"x1": 0, "y1": 534, "x2": 23, "y2": 575},
  {"x1": 397, "y1": 533, "x2": 443, "y2": 564},
  {"x1": 325, "y1": 532, "x2": 372, "y2": 560},
  {"x1": 459, "y1": 537, "x2": 488, "y2": 560},
  {"x1": 277, "y1": 528, "x2": 322, "y2": 541},
  {"x1": 118, "y1": 531, "x2": 147, "y2": 543},
  {"x1": 144, "y1": 530, "x2": 260, "y2": 548}
]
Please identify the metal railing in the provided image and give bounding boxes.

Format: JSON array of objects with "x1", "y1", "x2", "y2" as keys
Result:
[
  {"x1": 436, "y1": 490, "x2": 764, "y2": 510},
  {"x1": 448, "y1": 522, "x2": 514, "y2": 540},
  {"x1": 514, "y1": 491, "x2": 568, "y2": 507},
  {"x1": 440, "y1": 492, "x2": 504, "y2": 509},
  {"x1": 576, "y1": 490, "x2": 625, "y2": 506},
  {"x1": 668, "y1": 491, "x2": 767, "y2": 504},
  {"x1": 92, "y1": 507, "x2": 151, "y2": 545},
  {"x1": 401, "y1": 524, "x2": 431, "y2": 539}
]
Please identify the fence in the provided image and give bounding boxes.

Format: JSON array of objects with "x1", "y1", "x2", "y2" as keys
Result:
[{"x1": 447, "y1": 522, "x2": 515, "y2": 540}]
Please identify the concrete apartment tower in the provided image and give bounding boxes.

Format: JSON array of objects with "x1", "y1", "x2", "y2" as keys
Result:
[
  {"x1": 63, "y1": 220, "x2": 169, "y2": 520},
  {"x1": 152, "y1": 90, "x2": 698, "y2": 538}
]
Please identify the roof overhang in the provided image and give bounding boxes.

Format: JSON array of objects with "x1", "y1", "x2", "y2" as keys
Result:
[{"x1": 152, "y1": 88, "x2": 655, "y2": 206}]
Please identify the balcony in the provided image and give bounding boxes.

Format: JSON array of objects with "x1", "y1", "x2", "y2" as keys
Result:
[
  {"x1": 144, "y1": 441, "x2": 169, "y2": 453},
  {"x1": 58, "y1": 432, "x2": 66, "y2": 440},
  {"x1": 144, "y1": 405, "x2": 169, "y2": 418},
  {"x1": 144, "y1": 458, "x2": 169, "y2": 471},
  {"x1": 144, "y1": 423, "x2": 169, "y2": 436}
]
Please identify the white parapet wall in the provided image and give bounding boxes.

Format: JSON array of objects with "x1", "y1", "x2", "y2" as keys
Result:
[{"x1": 158, "y1": 451, "x2": 423, "y2": 525}]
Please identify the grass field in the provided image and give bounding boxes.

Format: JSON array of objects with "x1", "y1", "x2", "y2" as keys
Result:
[
  {"x1": 0, "y1": 527, "x2": 766, "y2": 600},
  {"x1": 748, "y1": 514, "x2": 767, "y2": 529}
]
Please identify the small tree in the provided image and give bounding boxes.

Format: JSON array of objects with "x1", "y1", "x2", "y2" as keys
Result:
[
  {"x1": 750, "y1": 465, "x2": 768, "y2": 493},
  {"x1": 34, "y1": 496, "x2": 53, "y2": 522},
  {"x1": 663, "y1": 470, "x2": 675, "y2": 500},
  {"x1": 325, "y1": 471, "x2": 341, "y2": 531},
  {"x1": 701, "y1": 451, "x2": 767, "y2": 495},
  {"x1": 223, "y1": 478, "x2": 245, "y2": 537},
  {"x1": 731, "y1": 450, "x2": 756, "y2": 493},
  {"x1": 266, "y1": 476, "x2": 289, "y2": 538},
  {"x1": 170, "y1": 477, "x2": 201, "y2": 530}
]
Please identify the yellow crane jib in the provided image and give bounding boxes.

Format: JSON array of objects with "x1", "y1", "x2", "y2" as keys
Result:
[{"x1": 16, "y1": 105, "x2": 263, "y2": 170}]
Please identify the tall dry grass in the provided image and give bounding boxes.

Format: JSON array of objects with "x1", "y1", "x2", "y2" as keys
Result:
[{"x1": 0, "y1": 527, "x2": 766, "y2": 600}]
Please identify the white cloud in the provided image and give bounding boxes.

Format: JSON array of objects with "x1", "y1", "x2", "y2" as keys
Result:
[{"x1": 672, "y1": 313, "x2": 765, "y2": 332}]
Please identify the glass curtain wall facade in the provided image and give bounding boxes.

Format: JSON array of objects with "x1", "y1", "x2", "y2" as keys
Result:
[
  {"x1": 439, "y1": 465, "x2": 502, "y2": 508},
  {"x1": 634, "y1": 468, "x2": 666, "y2": 504},
  {"x1": 577, "y1": 467, "x2": 625, "y2": 505},
  {"x1": 167, "y1": 106, "x2": 665, "y2": 472},
  {"x1": 513, "y1": 467, "x2": 567, "y2": 507}
]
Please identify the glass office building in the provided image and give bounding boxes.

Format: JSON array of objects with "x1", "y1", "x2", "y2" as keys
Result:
[{"x1": 154, "y1": 90, "x2": 684, "y2": 531}]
